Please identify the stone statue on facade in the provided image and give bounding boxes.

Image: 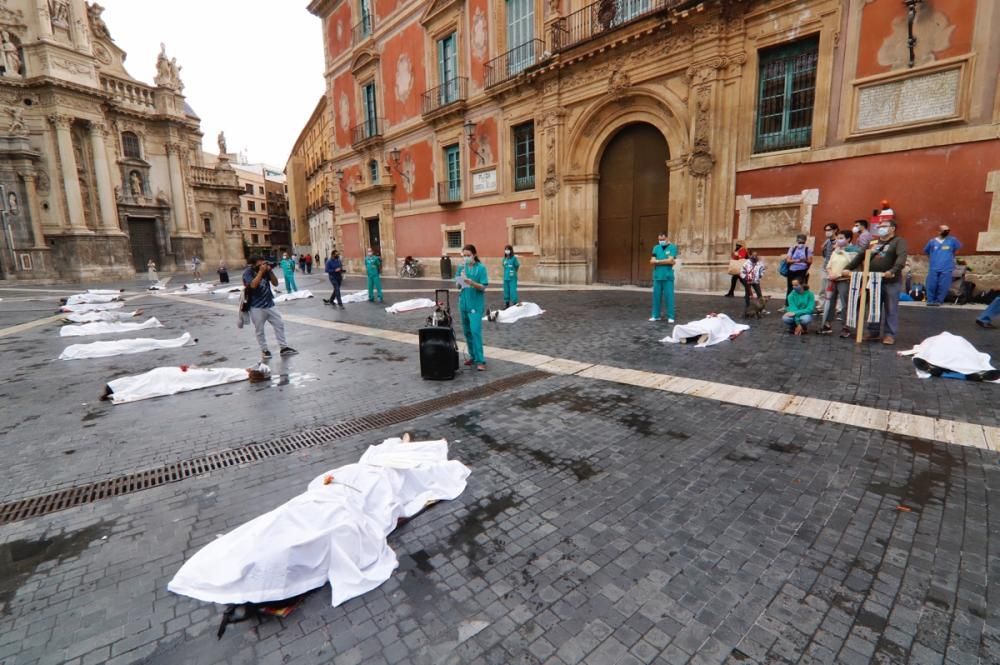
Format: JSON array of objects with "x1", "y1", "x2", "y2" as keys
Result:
[
  {"x1": 130, "y1": 171, "x2": 143, "y2": 197},
  {"x1": 154, "y1": 44, "x2": 184, "y2": 90},
  {"x1": 0, "y1": 31, "x2": 22, "y2": 78},
  {"x1": 217, "y1": 131, "x2": 227, "y2": 156},
  {"x1": 6, "y1": 105, "x2": 27, "y2": 136},
  {"x1": 87, "y1": 3, "x2": 112, "y2": 41},
  {"x1": 48, "y1": 0, "x2": 70, "y2": 28}
]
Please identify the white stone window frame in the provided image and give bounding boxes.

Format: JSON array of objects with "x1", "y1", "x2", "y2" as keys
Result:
[
  {"x1": 735, "y1": 188, "x2": 819, "y2": 250},
  {"x1": 506, "y1": 215, "x2": 539, "y2": 255},
  {"x1": 441, "y1": 221, "x2": 466, "y2": 256}
]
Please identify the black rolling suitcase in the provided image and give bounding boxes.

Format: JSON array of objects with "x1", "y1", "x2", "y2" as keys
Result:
[{"x1": 419, "y1": 289, "x2": 459, "y2": 380}]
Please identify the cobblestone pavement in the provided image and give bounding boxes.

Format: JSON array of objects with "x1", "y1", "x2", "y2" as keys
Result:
[{"x1": 0, "y1": 275, "x2": 998, "y2": 665}]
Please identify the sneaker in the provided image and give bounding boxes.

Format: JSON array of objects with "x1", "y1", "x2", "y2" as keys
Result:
[
  {"x1": 322, "y1": 298, "x2": 330, "y2": 305},
  {"x1": 476, "y1": 364, "x2": 487, "y2": 371},
  {"x1": 668, "y1": 319, "x2": 675, "y2": 323},
  {"x1": 261, "y1": 349, "x2": 272, "y2": 358},
  {"x1": 881, "y1": 336, "x2": 895, "y2": 346},
  {"x1": 279, "y1": 347, "x2": 298, "y2": 356},
  {"x1": 975, "y1": 319, "x2": 994, "y2": 329},
  {"x1": 839, "y1": 329, "x2": 852, "y2": 339},
  {"x1": 723, "y1": 292, "x2": 734, "y2": 297},
  {"x1": 818, "y1": 325, "x2": 833, "y2": 335},
  {"x1": 648, "y1": 317, "x2": 658, "y2": 322}
]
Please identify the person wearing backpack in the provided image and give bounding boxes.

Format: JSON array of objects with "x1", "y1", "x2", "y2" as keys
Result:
[{"x1": 784, "y1": 234, "x2": 813, "y2": 295}]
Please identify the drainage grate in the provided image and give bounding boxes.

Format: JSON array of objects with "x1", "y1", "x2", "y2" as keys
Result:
[{"x1": 0, "y1": 370, "x2": 549, "y2": 525}]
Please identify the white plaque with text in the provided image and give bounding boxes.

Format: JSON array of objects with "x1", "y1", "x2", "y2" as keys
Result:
[{"x1": 472, "y1": 169, "x2": 497, "y2": 194}]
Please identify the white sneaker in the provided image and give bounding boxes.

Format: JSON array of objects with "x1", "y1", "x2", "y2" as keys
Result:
[
  {"x1": 668, "y1": 318, "x2": 675, "y2": 323},
  {"x1": 648, "y1": 317, "x2": 657, "y2": 322}
]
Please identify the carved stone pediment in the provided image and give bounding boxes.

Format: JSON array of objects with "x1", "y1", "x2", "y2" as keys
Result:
[
  {"x1": 420, "y1": 0, "x2": 464, "y2": 27},
  {"x1": 351, "y1": 48, "x2": 380, "y2": 76}
]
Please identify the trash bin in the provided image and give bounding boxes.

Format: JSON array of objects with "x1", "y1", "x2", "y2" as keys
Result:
[{"x1": 440, "y1": 256, "x2": 453, "y2": 280}]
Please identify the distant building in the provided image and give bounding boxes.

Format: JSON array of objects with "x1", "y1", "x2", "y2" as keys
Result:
[
  {"x1": 306, "y1": 0, "x2": 1000, "y2": 289},
  {"x1": 285, "y1": 96, "x2": 335, "y2": 261},
  {"x1": 265, "y1": 177, "x2": 291, "y2": 251},
  {"x1": 0, "y1": 0, "x2": 242, "y2": 282}
]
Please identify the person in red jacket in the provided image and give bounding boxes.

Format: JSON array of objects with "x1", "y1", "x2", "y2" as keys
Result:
[
  {"x1": 724, "y1": 241, "x2": 748, "y2": 297},
  {"x1": 304, "y1": 252, "x2": 313, "y2": 274}
]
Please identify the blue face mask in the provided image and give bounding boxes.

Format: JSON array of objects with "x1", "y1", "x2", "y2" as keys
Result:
[
  {"x1": 794, "y1": 285, "x2": 804, "y2": 293},
  {"x1": 659, "y1": 240, "x2": 667, "y2": 247}
]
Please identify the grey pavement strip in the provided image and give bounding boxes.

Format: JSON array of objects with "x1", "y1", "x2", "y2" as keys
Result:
[
  {"x1": 0, "y1": 292, "x2": 151, "y2": 339},
  {"x1": 161, "y1": 293, "x2": 1000, "y2": 452},
  {"x1": 0, "y1": 370, "x2": 547, "y2": 526}
]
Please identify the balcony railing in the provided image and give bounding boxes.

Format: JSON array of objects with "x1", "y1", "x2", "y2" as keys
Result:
[
  {"x1": 437, "y1": 181, "x2": 462, "y2": 205},
  {"x1": 421, "y1": 77, "x2": 468, "y2": 115},
  {"x1": 550, "y1": 0, "x2": 684, "y2": 51},
  {"x1": 352, "y1": 13, "x2": 373, "y2": 45},
  {"x1": 351, "y1": 117, "x2": 384, "y2": 147},
  {"x1": 484, "y1": 39, "x2": 545, "y2": 89}
]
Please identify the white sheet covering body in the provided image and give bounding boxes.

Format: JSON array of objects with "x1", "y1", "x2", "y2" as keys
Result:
[
  {"x1": 484, "y1": 302, "x2": 544, "y2": 323},
  {"x1": 274, "y1": 290, "x2": 314, "y2": 303},
  {"x1": 167, "y1": 438, "x2": 470, "y2": 607},
  {"x1": 661, "y1": 314, "x2": 749, "y2": 348},
  {"x1": 60, "y1": 302, "x2": 125, "y2": 313},
  {"x1": 65, "y1": 310, "x2": 140, "y2": 323},
  {"x1": 60, "y1": 317, "x2": 163, "y2": 337},
  {"x1": 59, "y1": 333, "x2": 194, "y2": 360},
  {"x1": 342, "y1": 291, "x2": 369, "y2": 304},
  {"x1": 86, "y1": 289, "x2": 125, "y2": 295},
  {"x1": 901, "y1": 332, "x2": 998, "y2": 379},
  {"x1": 106, "y1": 366, "x2": 250, "y2": 404},
  {"x1": 175, "y1": 283, "x2": 215, "y2": 294},
  {"x1": 65, "y1": 293, "x2": 122, "y2": 305},
  {"x1": 385, "y1": 298, "x2": 436, "y2": 314},
  {"x1": 213, "y1": 286, "x2": 243, "y2": 295}
]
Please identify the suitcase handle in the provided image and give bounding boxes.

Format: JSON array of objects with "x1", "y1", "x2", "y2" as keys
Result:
[{"x1": 434, "y1": 289, "x2": 450, "y2": 312}]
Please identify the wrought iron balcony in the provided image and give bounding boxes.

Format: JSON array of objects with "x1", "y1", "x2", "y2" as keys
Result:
[
  {"x1": 550, "y1": 0, "x2": 685, "y2": 52},
  {"x1": 421, "y1": 77, "x2": 468, "y2": 116},
  {"x1": 351, "y1": 117, "x2": 384, "y2": 147},
  {"x1": 437, "y1": 181, "x2": 462, "y2": 205},
  {"x1": 484, "y1": 39, "x2": 545, "y2": 89},
  {"x1": 352, "y1": 13, "x2": 373, "y2": 45}
]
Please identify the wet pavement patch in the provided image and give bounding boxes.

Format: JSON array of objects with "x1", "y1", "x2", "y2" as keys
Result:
[
  {"x1": 0, "y1": 521, "x2": 113, "y2": 613},
  {"x1": 446, "y1": 492, "x2": 521, "y2": 567}
]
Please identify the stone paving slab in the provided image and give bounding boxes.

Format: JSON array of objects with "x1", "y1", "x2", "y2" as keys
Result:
[{"x1": 0, "y1": 376, "x2": 997, "y2": 665}]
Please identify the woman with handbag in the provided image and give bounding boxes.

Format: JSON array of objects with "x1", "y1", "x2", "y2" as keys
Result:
[{"x1": 724, "y1": 242, "x2": 748, "y2": 297}]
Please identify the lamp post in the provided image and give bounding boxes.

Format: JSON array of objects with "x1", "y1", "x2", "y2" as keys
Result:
[
  {"x1": 387, "y1": 147, "x2": 411, "y2": 186},
  {"x1": 903, "y1": 0, "x2": 923, "y2": 68},
  {"x1": 463, "y1": 119, "x2": 485, "y2": 163}
]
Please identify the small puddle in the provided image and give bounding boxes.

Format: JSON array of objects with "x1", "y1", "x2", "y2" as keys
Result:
[{"x1": 0, "y1": 521, "x2": 114, "y2": 613}]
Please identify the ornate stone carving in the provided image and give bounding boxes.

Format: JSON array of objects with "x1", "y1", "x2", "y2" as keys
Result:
[
  {"x1": 47, "y1": 113, "x2": 73, "y2": 129},
  {"x1": 48, "y1": 0, "x2": 70, "y2": 29},
  {"x1": 93, "y1": 43, "x2": 111, "y2": 65},
  {"x1": 217, "y1": 131, "x2": 227, "y2": 155},
  {"x1": 154, "y1": 43, "x2": 183, "y2": 91},
  {"x1": 5, "y1": 105, "x2": 27, "y2": 136},
  {"x1": 52, "y1": 58, "x2": 90, "y2": 75},
  {"x1": 607, "y1": 67, "x2": 631, "y2": 103},
  {"x1": 1, "y1": 31, "x2": 23, "y2": 78},
  {"x1": 543, "y1": 165, "x2": 560, "y2": 199},
  {"x1": 687, "y1": 148, "x2": 714, "y2": 178},
  {"x1": 87, "y1": 3, "x2": 111, "y2": 40}
]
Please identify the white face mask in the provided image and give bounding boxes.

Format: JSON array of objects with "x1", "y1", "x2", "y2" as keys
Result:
[
  {"x1": 504, "y1": 250, "x2": 511, "y2": 256},
  {"x1": 877, "y1": 227, "x2": 891, "y2": 238},
  {"x1": 824, "y1": 231, "x2": 833, "y2": 238},
  {"x1": 852, "y1": 226, "x2": 861, "y2": 234}
]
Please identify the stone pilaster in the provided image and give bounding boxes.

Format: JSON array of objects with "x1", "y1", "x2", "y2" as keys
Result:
[
  {"x1": 21, "y1": 173, "x2": 47, "y2": 248},
  {"x1": 88, "y1": 122, "x2": 120, "y2": 233},
  {"x1": 165, "y1": 142, "x2": 191, "y2": 235},
  {"x1": 48, "y1": 114, "x2": 89, "y2": 233},
  {"x1": 35, "y1": 0, "x2": 53, "y2": 39}
]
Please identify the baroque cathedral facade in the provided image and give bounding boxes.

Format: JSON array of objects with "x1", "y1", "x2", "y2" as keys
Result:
[{"x1": 0, "y1": 0, "x2": 243, "y2": 282}]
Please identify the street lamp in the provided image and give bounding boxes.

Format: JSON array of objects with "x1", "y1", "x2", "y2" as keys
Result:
[
  {"x1": 903, "y1": 0, "x2": 923, "y2": 68},
  {"x1": 387, "y1": 147, "x2": 411, "y2": 185},
  {"x1": 463, "y1": 119, "x2": 485, "y2": 163}
]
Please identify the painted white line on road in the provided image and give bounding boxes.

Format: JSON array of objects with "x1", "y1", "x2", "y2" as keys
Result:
[{"x1": 159, "y1": 293, "x2": 1000, "y2": 451}]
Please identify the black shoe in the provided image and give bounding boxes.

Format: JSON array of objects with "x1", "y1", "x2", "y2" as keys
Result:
[
  {"x1": 261, "y1": 350, "x2": 272, "y2": 358},
  {"x1": 279, "y1": 347, "x2": 298, "y2": 356},
  {"x1": 818, "y1": 325, "x2": 833, "y2": 335},
  {"x1": 723, "y1": 292, "x2": 734, "y2": 297},
  {"x1": 976, "y1": 319, "x2": 995, "y2": 329},
  {"x1": 322, "y1": 298, "x2": 330, "y2": 305},
  {"x1": 339, "y1": 304, "x2": 345, "y2": 310}
]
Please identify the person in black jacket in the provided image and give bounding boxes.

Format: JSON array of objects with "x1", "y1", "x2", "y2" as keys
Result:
[
  {"x1": 323, "y1": 251, "x2": 344, "y2": 308},
  {"x1": 841, "y1": 219, "x2": 907, "y2": 345}
]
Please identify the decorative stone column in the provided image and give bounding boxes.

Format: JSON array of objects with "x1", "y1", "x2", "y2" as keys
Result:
[
  {"x1": 35, "y1": 0, "x2": 53, "y2": 39},
  {"x1": 89, "y1": 122, "x2": 120, "y2": 233},
  {"x1": 48, "y1": 114, "x2": 89, "y2": 232},
  {"x1": 21, "y1": 173, "x2": 47, "y2": 248},
  {"x1": 165, "y1": 142, "x2": 190, "y2": 234}
]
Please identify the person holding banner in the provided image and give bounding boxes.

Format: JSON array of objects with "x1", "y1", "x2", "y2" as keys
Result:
[{"x1": 841, "y1": 219, "x2": 907, "y2": 346}]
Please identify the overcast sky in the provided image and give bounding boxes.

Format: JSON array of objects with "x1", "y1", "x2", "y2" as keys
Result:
[{"x1": 99, "y1": 0, "x2": 325, "y2": 167}]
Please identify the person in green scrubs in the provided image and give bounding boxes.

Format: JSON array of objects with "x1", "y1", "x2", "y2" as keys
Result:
[
  {"x1": 279, "y1": 252, "x2": 297, "y2": 293},
  {"x1": 365, "y1": 249, "x2": 383, "y2": 303},
  {"x1": 502, "y1": 244, "x2": 520, "y2": 308},
  {"x1": 457, "y1": 244, "x2": 488, "y2": 371},
  {"x1": 649, "y1": 232, "x2": 677, "y2": 322}
]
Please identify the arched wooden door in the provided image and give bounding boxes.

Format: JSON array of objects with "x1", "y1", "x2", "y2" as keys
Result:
[{"x1": 597, "y1": 123, "x2": 669, "y2": 285}]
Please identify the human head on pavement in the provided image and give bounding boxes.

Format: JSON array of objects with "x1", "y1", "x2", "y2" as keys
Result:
[{"x1": 462, "y1": 244, "x2": 480, "y2": 263}]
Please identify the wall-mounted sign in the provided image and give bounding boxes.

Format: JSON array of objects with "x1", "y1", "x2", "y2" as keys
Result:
[{"x1": 472, "y1": 169, "x2": 496, "y2": 194}]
